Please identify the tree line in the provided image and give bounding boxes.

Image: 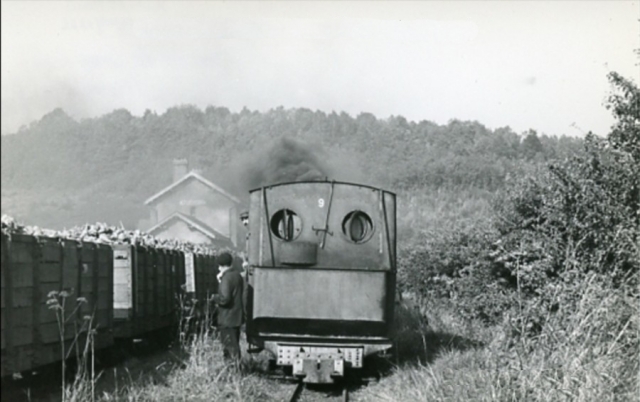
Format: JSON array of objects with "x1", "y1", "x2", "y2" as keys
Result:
[{"x1": 1, "y1": 104, "x2": 584, "y2": 228}]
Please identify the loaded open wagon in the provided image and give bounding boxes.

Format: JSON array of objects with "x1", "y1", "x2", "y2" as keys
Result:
[
  {"x1": 110, "y1": 246, "x2": 220, "y2": 338},
  {"x1": 1, "y1": 223, "x2": 224, "y2": 378},
  {"x1": 112, "y1": 244, "x2": 189, "y2": 338},
  {"x1": 1, "y1": 233, "x2": 113, "y2": 377},
  {"x1": 189, "y1": 252, "x2": 219, "y2": 316}
]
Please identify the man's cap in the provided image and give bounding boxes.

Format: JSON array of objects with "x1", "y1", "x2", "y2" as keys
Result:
[{"x1": 217, "y1": 252, "x2": 233, "y2": 267}]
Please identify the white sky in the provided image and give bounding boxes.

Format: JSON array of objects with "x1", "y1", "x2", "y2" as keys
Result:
[{"x1": 1, "y1": 1, "x2": 638, "y2": 137}]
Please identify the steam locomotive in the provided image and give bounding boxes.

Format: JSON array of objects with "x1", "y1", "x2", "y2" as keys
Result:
[{"x1": 244, "y1": 180, "x2": 397, "y2": 384}]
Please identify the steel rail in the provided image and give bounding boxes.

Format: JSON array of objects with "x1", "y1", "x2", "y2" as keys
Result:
[
  {"x1": 289, "y1": 381, "x2": 305, "y2": 402},
  {"x1": 342, "y1": 385, "x2": 349, "y2": 402}
]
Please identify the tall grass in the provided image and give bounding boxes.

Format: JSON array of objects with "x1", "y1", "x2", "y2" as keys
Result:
[
  {"x1": 115, "y1": 330, "x2": 274, "y2": 401},
  {"x1": 100, "y1": 297, "x2": 280, "y2": 402},
  {"x1": 358, "y1": 273, "x2": 639, "y2": 402},
  {"x1": 94, "y1": 275, "x2": 637, "y2": 401}
]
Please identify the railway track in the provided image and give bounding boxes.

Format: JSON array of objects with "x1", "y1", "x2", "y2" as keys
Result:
[{"x1": 288, "y1": 381, "x2": 349, "y2": 402}]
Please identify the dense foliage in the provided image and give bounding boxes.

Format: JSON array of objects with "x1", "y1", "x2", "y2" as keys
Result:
[
  {"x1": 403, "y1": 73, "x2": 639, "y2": 335},
  {"x1": 1, "y1": 104, "x2": 582, "y2": 229}
]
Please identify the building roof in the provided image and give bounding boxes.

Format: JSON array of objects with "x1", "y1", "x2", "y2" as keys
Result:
[
  {"x1": 146, "y1": 211, "x2": 231, "y2": 243},
  {"x1": 144, "y1": 171, "x2": 241, "y2": 205}
]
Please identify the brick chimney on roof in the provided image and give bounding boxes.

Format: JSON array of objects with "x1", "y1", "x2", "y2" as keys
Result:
[{"x1": 173, "y1": 158, "x2": 189, "y2": 182}]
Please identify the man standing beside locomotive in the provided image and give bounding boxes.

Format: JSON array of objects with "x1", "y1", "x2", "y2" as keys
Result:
[{"x1": 213, "y1": 252, "x2": 244, "y2": 364}]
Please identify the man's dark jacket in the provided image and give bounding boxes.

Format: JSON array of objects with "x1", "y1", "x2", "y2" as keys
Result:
[{"x1": 214, "y1": 269, "x2": 244, "y2": 328}]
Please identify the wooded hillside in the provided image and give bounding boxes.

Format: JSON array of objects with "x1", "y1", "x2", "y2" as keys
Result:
[{"x1": 1, "y1": 106, "x2": 583, "y2": 229}]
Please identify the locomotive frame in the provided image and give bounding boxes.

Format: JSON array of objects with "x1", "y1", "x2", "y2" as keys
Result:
[{"x1": 244, "y1": 180, "x2": 397, "y2": 384}]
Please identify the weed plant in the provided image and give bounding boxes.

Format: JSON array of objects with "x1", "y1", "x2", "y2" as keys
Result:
[{"x1": 47, "y1": 289, "x2": 99, "y2": 402}]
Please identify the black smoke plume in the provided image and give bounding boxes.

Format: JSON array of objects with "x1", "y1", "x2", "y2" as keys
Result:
[
  {"x1": 212, "y1": 136, "x2": 369, "y2": 204},
  {"x1": 241, "y1": 137, "x2": 333, "y2": 190}
]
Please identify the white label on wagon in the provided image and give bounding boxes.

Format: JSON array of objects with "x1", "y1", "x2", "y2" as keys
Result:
[
  {"x1": 185, "y1": 252, "x2": 196, "y2": 293},
  {"x1": 113, "y1": 246, "x2": 133, "y2": 309}
]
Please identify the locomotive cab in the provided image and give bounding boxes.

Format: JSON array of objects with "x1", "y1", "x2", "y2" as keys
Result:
[{"x1": 244, "y1": 181, "x2": 396, "y2": 383}]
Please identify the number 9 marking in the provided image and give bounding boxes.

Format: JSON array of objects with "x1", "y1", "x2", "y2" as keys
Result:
[{"x1": 318, "y1": 198, "x2": 325, "y2": 208}]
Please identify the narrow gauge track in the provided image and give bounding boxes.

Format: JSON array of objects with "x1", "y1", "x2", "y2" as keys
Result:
[{"x1": 288, "y1": 381, "x2": 349, "y2": 402}]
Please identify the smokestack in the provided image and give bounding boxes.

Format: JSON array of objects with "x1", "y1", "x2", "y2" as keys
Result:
[{"x1": 173, "y1": 158, "x2": 189, "y2": 182}]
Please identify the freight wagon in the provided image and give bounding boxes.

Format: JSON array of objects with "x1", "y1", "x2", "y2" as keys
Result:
[
  {"x1": 244, "y1": 181, "x2": 396, "y2": 383},
  {"x1": 0, "y1": 232, "x2": 219, "y2": 377}
]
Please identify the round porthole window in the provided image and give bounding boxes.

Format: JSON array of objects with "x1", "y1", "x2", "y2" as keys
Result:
[
  {"x1": 342, "y1": 211, "x2": 374, "y2": 243},
  {"x1": 270, "y1": 209, "x2": 302, "y2": 241}
]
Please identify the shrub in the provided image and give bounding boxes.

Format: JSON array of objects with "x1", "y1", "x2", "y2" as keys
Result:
[
  {"x1": 494, "y1": 133, "x2": 638, "y2": 287},
  {"x1": 398, "y1": 224, "x2": 495, "y2": 296},
  {"x1": 488, "y1": 73, "x2": 639, "y2": 336},
  {"x1": 399, "y1": 72, "x2": 639, "y2": 330},
  {"x1": 397, "y1": 221, "x2": 512, "y2": 324}
]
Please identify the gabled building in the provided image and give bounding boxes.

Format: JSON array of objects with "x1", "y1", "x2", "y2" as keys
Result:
[{"x1": 140, "y1": 159, "x2": 242, "y2": 248}]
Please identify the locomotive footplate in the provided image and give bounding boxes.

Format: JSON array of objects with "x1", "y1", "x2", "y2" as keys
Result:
[{"x1": 278, "y1": 345, "x2": 363, "y2": 383}]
